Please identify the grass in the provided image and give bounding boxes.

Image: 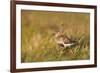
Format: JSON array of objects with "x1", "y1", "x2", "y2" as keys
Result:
[{"x1": 21, "y1": 10, "x2": 90, "y2": 63}]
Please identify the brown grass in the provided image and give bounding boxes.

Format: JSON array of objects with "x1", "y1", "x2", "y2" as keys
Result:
[{"x1": 21, "y1": 10, "x2": 90, "y2": 63}]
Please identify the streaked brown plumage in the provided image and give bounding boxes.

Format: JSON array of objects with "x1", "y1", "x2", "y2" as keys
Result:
[{"x1": 54, "y1": 31, "x2": 77, "y2": 48}]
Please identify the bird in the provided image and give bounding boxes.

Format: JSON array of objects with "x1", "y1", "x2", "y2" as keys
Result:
[{"x1": 54, "y1": 31, "x2": 77, "y2": 48}]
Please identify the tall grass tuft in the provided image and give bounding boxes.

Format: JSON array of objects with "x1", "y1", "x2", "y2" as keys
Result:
[{"x1": 21, "y1": 10, "x2": 90, "y2": 63}]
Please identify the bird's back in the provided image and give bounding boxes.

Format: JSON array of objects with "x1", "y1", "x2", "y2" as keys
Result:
[{"x1": 54, "y1": 32, "x2": 77, "y2": 48}]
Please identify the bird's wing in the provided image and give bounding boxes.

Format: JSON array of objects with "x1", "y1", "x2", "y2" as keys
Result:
[{"x1": 63, "y1": 37, "x2": 71, "y2": 44}]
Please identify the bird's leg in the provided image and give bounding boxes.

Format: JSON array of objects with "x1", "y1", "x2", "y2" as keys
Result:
[
  {"x1": 55, "y1": 45, "x2": 62, "y2": 59},
  {"x1": 55, "y1": 45, "x2": 65, "y2": 60},
  {"x1": 59, "y1": 47, "x2": 65, "y2": 59},
  {"x1": 55, "y1": 45, "x2": 60, "y2": 53},
  {"x1": 68, "y1": 48, "x2": 74, "y2": 55}
]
